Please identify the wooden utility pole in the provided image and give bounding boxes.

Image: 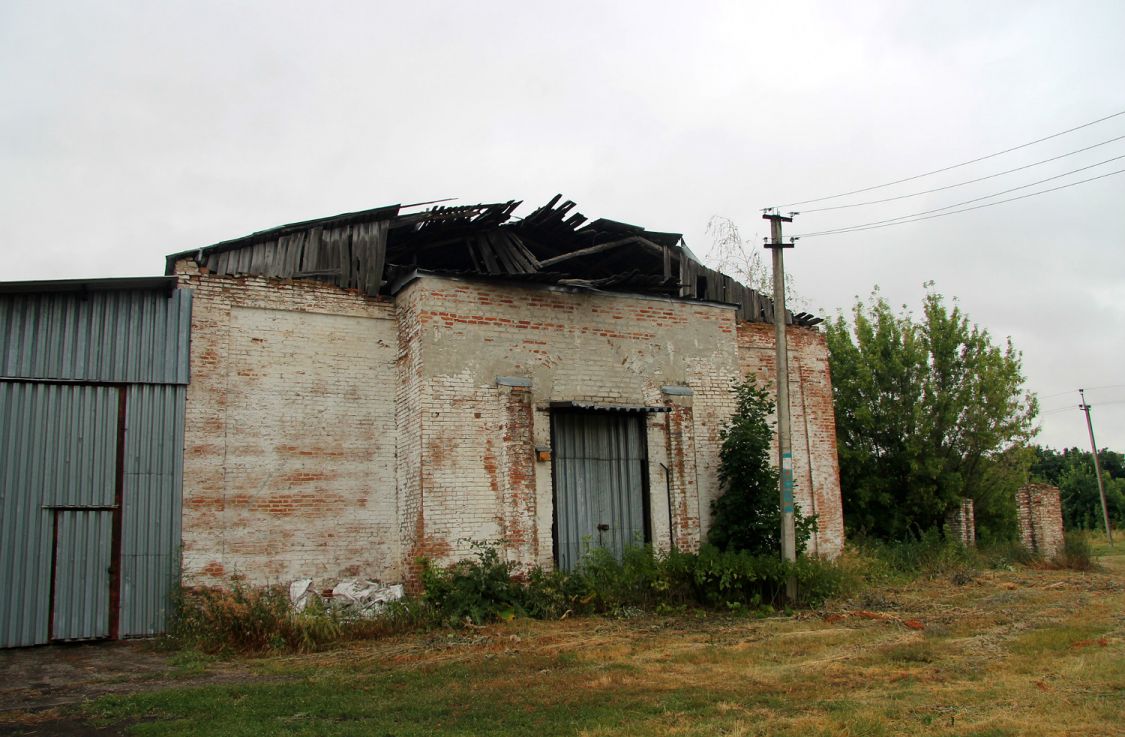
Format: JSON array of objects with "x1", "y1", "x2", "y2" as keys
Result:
[
  {"x1": 763, "y1": 209, "x2": 797, "y2": 599},
  {"x1": 1079, "y1": 389, "x2": 1114, "y2": 545}
]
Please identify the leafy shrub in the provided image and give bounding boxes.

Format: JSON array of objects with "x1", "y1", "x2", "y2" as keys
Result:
[
  {"x1": 709, "y1": 376, "x2": 816, "y2": 556},
  {"x1": 420, "y1": 542, "x2": 849, "y2": 626},
  {"x1": 420, "y1": 542, "x2": 527, "y2": 625},
  {"x1": 688, "y1": 545, "x2": 848, "y2": 609}
]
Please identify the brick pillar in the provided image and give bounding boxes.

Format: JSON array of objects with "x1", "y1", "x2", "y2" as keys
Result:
[
  {"x1": 662, "y1": 392, "x2": 701, "y2": 550},
  {"x1": 946, "y1": 498, "x2": 976, "y2": 547},
  {"x1": 497, "y1": 381, "x2": 537, "y2": 566},
  {"x1": 1016, "y1": 484, "x2": 1065, "y2": 557}
]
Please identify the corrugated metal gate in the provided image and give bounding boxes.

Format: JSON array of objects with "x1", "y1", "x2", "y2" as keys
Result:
[
  {"x1": 552, "y1": 410, "x2": 650, "y2": 571},
  {"x1": 0, "y1": 282, "x2": 189, "y2": 647}
]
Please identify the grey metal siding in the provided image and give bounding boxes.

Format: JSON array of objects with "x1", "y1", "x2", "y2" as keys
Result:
[
  {"x1": 0, "y1": 286, "x2": 190, "y2": 647},
  {"x1": 552, "y1": 412, "x2": 648, "y2": 571},
  {"x1": 0, "y1": 288, "x2": 191, "y2": 384},
  {"x1": 0, "y1": 382, "x2": 118, "y2": 646},
  {"x1": 52, "y1": 510, "x2": 113, "y2": 640},
  {"x1": 120, "y1": 384, "x2": 185, "y2": 637}
]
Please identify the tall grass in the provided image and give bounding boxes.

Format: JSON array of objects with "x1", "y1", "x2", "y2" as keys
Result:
[
  {"x1": 1051, "y1": 531, "x2": 1094, "y2": 570},
  {"x1": 167, "y1": 583, "x2": 341, "y2": 654},
  {"x1": 166, "y1": 533, "x2": 1091, "y2": 653}
]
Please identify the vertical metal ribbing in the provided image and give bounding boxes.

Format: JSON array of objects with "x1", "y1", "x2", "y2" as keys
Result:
[{"x1": 551, "y1": 412, "x2": 648, "y2": 571}]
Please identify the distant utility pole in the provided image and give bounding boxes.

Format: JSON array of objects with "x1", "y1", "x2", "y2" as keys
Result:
[
  {"x1": 763, "y1": 209, "x2": 797, "y2": 599},
  {"x1": 1078, "y1": 389, "x2": 1114, "y2": 545}
]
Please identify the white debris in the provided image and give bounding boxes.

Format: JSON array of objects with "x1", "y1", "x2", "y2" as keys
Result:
[
  {"x1": 330, "y1": 579, "x2": 405, "y2": 617},
  {"x1": 288, "y1": 578, "x2": 319, "y2": 612}
]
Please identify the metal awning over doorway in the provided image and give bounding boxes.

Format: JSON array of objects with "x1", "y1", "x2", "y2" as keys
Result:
[{"x1": 548, "y1": 401, "x2": 670, "y2": 414}]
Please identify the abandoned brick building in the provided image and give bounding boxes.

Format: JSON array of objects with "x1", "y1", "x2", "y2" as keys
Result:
[
  {"x1": 168, "y1": 196, "x2": 844, "y2": 588},
  {"x1": 0, "y1": 196, "x2": 844, "y2": 645}
]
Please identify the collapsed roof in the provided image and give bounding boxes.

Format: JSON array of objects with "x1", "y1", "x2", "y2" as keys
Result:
[{"x1": 166, "y1": 196, "x2": 821, "y2": 326}]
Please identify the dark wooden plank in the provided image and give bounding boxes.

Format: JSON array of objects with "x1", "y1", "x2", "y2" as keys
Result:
[
  {"x1": 539, "y1": 236, "x2": 662, "y2": 268},
  {"x1": 508, "y1": 232, "x2": 541, "y2": 272},
  {"x1": 353, "y1": 220, "x2": 386, "y2": 295},
  {"x1": 303, "y1": 228, "x2": 323, "y2": 272},
  {"x1": 563, "y1": 213, "x2": 588, "y2": 230},
  {"x1": 367, "y1": 220, "x2": 387, "y2": 295},
  {"x1": 350, "y1": 225, "x2": 365, "y2": 291},
  {"x1": 492, "y1": 232, "x2": 523, "y2": 273},
  {"x1": 236, "y1": 246, "x2": 251, "y2": 274},
  {"x1": 496, "y1": 231, "x2": 537, "y2": 273},
  {"x1": 476, "y1": 235, "x2": 502, "y2": 273},
  {"x1": 264, "y1": 239, "x2": 284, "y2": 278},
  {"x1": 328, "y1": 226, "x2": 352, "y2": 288},
  {"x1": 466, "y1": 240, "x2": 483, "y2": 272},
  {"x1": 249, "y1": 242, "x2": 267, "y2": 275},
  {"x1": 484, "y1": 231, "x2": 517, "y2": 274},
  {"x1": 275, "y1": 235, "x2": 295, "y2": 277},
  {"x1": 288, "y1": 232, "x2": 307, "y2": 276}
]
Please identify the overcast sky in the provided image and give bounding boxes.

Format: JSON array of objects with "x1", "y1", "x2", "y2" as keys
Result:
[{"x1": 2, "y1": 1, "x2": 1123, "y2": 451}]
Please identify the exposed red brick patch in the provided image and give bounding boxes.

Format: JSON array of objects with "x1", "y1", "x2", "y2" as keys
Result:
[{"x1": 201, "y1": 561, "x2": 225, "y2": 577}]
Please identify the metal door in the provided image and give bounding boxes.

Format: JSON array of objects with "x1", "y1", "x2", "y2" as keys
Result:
[
  {"x1": 552, "y1": 411, "x2": 648, "y2": 571},
  {"x1": 52, "y1": 510, "x2": 113, "y2": 640},
  {"x1": 0, "y1": 382, "x2": 118, "y2": 646}
]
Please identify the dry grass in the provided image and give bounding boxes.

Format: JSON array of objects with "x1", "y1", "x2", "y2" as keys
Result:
[{"x1": 72, "y1": 542, "x2": 1125, "y2": 735}]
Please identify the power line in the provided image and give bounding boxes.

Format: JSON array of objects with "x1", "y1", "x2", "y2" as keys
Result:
[
  {"x1": 1038, "y1": 384, "x2": 1125, "y2": 401},
  {"x1": 798, "y1": 154, "x2": 1125, "y2": 234},
  {"x1": 799, "y1": 135, "x2": 1125, "y2": 213},
  {"x1": 1081, "y1": 384, "x2": 1125, "y2": 393},
  {"x1": 771, "y1": 109, "x2": 1125, "y2": 208},
  {"x1": 797, "y1": 167, "x2": 1125, "y2": 238},
  {"x1": 1040, "y1": 398, "x2": 1125, "y2": 415},
  {"x1": 1038, "y1": 389, "x2": 1080, "y2": 401}
]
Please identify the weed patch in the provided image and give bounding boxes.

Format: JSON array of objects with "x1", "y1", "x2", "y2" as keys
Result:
[
  {"x1": 166, "y1": 583, "x2": 426, "y2": 655},
  {"x1": 1051, "y1": 531, "x2": 1094, "y2": 570},
  {"x1": 421, "y1": 543, "x2": 853, "y2": 627}
]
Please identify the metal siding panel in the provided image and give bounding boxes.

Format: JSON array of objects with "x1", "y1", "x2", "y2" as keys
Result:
[
  {"x1": 0, "y1": 382, "x2": 122, "y2": 646},
  {"x1": 553, "y1": 415, "x2": 586, "y2": 571},
  {"x1": 553, "y1": 412, "x2": 647, "y2": 571},
  {"x1": 120, "y1": 384, "x2": 184, "y2": 637},
  {"x1": 0, "y1": 289, "x2": 190, "y2": 385},
  {"x1": 0, "y1": 384, "x2": 53, "y2": 646},
  {"x1": 42, "y1": 385, "x2": 117, "y2": 508},
  {"x1": 175, "y1": 289, "x2": 192, "y2": 384},
  {"x1": 52, "y1": 510, "x2": 112, "y2": 640}
]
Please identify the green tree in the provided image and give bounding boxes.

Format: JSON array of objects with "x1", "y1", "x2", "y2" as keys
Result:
[
  {"x1": 1065, "y1": 469, "x2": 1125, "y2": 530},
  {"x1": 709, "y1": 375, "x2": 816, "y2": 556},
  {"x1": 825, "y1": 286, "x2": 1038, "y2": 540},
  {"x1": 972, "y1": 445, "x2": 1033, "y2": 543},
  {"x1": 1032, "y1": 445, "x2": 1125, "y2": 529}
]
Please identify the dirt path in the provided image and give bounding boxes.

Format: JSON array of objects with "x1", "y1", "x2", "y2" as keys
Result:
[{"x1": 0, "y1": 641, "x2": 268, "y2": 736}]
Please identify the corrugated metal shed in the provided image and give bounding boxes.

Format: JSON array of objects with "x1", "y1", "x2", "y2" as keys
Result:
[
  {"x1": 0, "y1": 282, "x2": 190, "y2": 384},
  {"x1": 0, "y1": 279, "x2": 189, "y2": 647}
]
